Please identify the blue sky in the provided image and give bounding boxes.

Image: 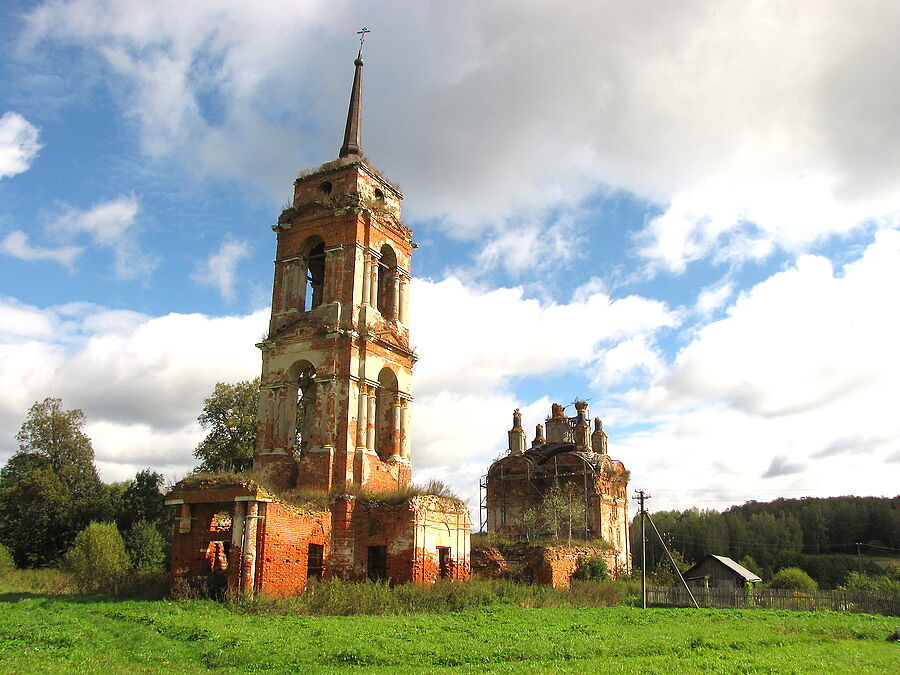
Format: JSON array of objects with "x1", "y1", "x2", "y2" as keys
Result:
[{"x1": 1, "y1": 1, "x2": 898, "y2": 513}]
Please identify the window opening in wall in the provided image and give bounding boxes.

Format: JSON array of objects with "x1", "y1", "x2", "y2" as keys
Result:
[
  {"x1": 376, "y1": 244, "x2": 397, "y2": 318},
  {"x1": 373, "y1": 188, "x2": 384, "y2": 200},
  {"x1": 304, "y1": 241, "x2": 326, "y2": 311},
  {"x1": 367, "y1": 545, "x2": 387, "y2": 581},
  {"x1": 438, "y1": 546, "x2": 451, "y2": 579},
  {"x1": 320, "y1": 181, "x2": 332, "y2": 195},
  {"x1": 294, "y1": 364, "x2": 317, "y2": 454},
  {"x1": 307, "y1": 543, "x2": 324, "y2": 581},
  {"x1": 210, "y1": 511, "x2": 232, "y2": 532}
]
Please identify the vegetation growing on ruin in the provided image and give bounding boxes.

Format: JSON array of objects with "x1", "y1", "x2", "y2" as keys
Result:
[
  {"x1": 472, "y1": 530, "x2": 616, "y2": 552},
  {"x1": 295, "y1": 155, "x2": 402, "y2": 193},
  {"x1": 353, "y1": 479, "x2": 460, "y2": 505},
  {"x1": 0, "y1": 593, "x2": 896, "y2": 673},
  {"x1": 175, "y1": 472, "x2": 462, "y2": 510}
]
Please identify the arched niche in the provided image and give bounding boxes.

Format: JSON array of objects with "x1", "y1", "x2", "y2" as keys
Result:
[{"x1": 374, "y1": 366, "x2": 398, "y2": 460}]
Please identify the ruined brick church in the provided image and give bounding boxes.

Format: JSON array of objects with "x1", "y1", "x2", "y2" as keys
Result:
[
  {"x1": 166, "y1": 51, "x2": 470, "y2": 595},
  {"x1": 482, "y1": 402, "x2": 632, "y2": 576}
]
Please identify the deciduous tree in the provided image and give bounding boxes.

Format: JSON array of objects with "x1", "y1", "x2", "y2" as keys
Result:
[
  {"x1": 0, "y1": 399, "x2": 104, "y2": 566},
  {"x1": 15, "y1": 397, "x2": 101, "y2": 507},
  {"x1": 193, "y1": 379, "x2": 259, "y2": 473},
  {"x1": 118, "y1": 469, "x2": 167, "y2": 532}
]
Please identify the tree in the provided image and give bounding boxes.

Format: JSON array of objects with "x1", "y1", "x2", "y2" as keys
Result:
[
  {"x1": 521, "y1": 481, "x2": 588, "y2": 544},
  {"x1": 125, "y1": 520, "x2": 167, "y2": 571},
  {"x1": 0, "y1": 398, "x2": 104, "y2": 566},
  {"x1": 118, "y1": 469, "x2": 167, "y2": 532},
  {"x1": 16, "y1": 398, "x2": 101, "y2": 505},
  {"x1": 648, "y1": 549, "x2": 691, "y2": 586},
  {"x1": 0, "y1": 450, "x2": 75, "y2": 566},
  {"x1": 194, "y1": 379, "x2": 259, "y2": 473},
  {"x1": 768, "y1": 567, "x2": 818, "y2": 593},
  {"x1": 64, "y1": 522, "x2": 128, "y2": 593}
]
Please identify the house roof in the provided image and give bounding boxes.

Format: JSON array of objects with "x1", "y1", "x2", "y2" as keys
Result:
[{"x1": 684, "y1": 554, "x2": 762, "y2": 582}]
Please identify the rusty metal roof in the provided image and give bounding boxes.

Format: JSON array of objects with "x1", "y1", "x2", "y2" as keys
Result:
[{"x1": 685, "y1": 554, "x2": 762, "y2": 582}]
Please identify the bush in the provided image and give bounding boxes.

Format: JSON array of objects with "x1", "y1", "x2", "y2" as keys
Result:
[
  {"x1": 125, "y1": 520, "x2": 166, "y2": 571},
  {"x1": 64, "y1": 522, "x2": 128, "y2": 593},
  {"x1": 0, "y1": 544, "x2": 15, "y2": 572},
  {"x1": 884, "y1": 561, "x2": 900, "y2": 582},
  {"x1": 768, "y1": 567, "x2": 818, "y2": 593},
  {"x1": 840, "y1": 571, "x2": 900, "y2": 594},
  {"x1": 568, "y1": 579, "x2": 623, "y2": 605},
  {"x1": 573, "y1": 557, "x2": 608, "y2": 581}
]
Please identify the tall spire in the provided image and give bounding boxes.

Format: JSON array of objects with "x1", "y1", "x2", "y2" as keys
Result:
[{"x1": 339, "y1": 50, "x2": 364, "y2": 159}]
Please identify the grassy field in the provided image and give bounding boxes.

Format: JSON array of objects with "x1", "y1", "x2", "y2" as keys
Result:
[{"x1": 0, "y1": 592, "x2": 897, "y2": 673}]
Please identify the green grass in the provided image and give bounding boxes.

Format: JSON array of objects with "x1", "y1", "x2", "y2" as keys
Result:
[{"x1": 0, "y1": 593, "x2": 896, "y2": 673}]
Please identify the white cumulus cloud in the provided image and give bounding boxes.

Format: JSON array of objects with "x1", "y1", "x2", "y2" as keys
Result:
[
  {"x1": 0, "y1": 112, "x2": 41, "y2": 178},
  {"x1": 0, "y1": 274, "x2": 678, "y2": 490},
  {"x1": 618, "y1": 231, "x2": 900, "y2": 509},
  {"x1": 18, "y1": 1, "x2": 900, "y2": 274}
]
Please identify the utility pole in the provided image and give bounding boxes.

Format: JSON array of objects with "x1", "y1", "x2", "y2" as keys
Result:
[
  {"x1": 855, "y1": 542, "x2": 863, "y2": 573},
  {"x1": 633, "y1": 490, "x2": 650, "y2": 609},
  {"x1": 646, "y1": 512, "x2": 699, "y2": 609}
]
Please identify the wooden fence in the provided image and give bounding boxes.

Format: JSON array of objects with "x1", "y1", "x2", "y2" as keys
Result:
[{"x1": 645, "y1": 585, "x2": 900, "y2": 616}]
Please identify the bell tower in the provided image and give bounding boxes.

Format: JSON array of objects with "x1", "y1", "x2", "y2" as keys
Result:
[{"x1": 254, "y1": 50, "x2": 415, "y2": 493}]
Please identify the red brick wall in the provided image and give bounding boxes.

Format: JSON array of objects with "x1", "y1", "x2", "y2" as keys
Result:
[
  {"x1": 169, "y1": 489, "x2": 471, "y2": 597},
  {"x1": 471, "y1": 544, "x2": 618, "y2": 588},
  {"x1": 536, "y1": 546, "x2": 619, "y2": 588},
  {"x1": 256, "y1": 501, "x2": 331, "y2": 596}
]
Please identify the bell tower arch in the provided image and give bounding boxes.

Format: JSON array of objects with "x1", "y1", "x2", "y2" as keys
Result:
[{"x1": 253, "y1": 50, "x2": 416, "y2": 493}]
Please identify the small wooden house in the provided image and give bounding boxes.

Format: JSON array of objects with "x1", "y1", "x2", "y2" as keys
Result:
[{"x1": 683, "y1": 554, "x2": 762, "y2": 589}]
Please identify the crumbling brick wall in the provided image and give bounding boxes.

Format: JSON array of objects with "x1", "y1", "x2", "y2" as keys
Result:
[
  {"x1": 533, "y1": 546, "x2": 617, "y2": 589},
  {"x1": 256, "y1": 501, "x2": 331, "y2": 595},
  {"x1": 471, "y1": 544, "x2": 617, "y2": 588}
]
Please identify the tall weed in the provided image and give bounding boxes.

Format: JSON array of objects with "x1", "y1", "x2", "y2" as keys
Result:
[
  {"x1": 229, "y1": 578, "x2": 629, "y2": 616},
  {"x1": 0, "y1": 568, "x2": 75, "y2": 595}
]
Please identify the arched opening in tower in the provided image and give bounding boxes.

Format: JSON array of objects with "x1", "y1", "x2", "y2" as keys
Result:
[
  {"x1": 291, "y1": 361, "x2": 317, "y2": 454},
  {"x1": 304, "y1": 240, "x2": 326, "y2": 311},
  {"x1": 376, "y1": 243, "x2": 397, "y2": 319}
]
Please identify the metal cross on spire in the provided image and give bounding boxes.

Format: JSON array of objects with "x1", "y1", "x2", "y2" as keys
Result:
[
  {"x1": 357, "y1": 27, "x2": 370, "y2": 49},
  {"x1": 340, "y1": 30, "x2": 367, "y2": 158}
]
